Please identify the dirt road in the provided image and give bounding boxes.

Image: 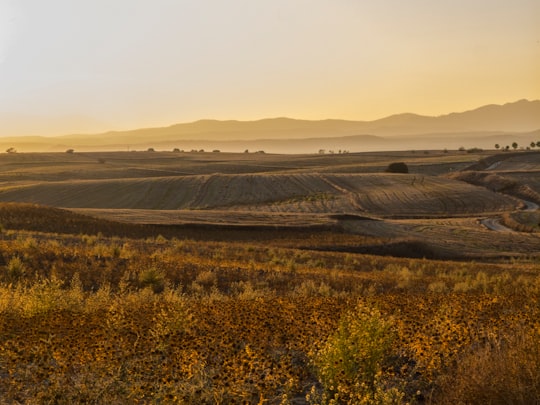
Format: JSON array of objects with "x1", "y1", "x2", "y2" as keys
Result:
[{"x1": 480, "y1": 218, "x2": 514, "y2": 232}]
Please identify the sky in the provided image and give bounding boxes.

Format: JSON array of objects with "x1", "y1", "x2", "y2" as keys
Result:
[{"x1": 0, "y1": 0, "x2": 539, "y2": 136}]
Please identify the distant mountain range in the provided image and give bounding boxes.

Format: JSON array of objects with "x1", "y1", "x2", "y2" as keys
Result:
[{"x1": 1, "y1": 99, "x2": 539, "y2": 153}]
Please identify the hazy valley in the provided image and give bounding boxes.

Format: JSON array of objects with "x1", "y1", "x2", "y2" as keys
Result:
[{"x1": 1, "y1": 99, "x2": 539, "y2": 154}]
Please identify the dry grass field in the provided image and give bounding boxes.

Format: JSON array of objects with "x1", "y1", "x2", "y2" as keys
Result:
[
  {"x1": 0, "y1": 149, "x2": 537, "y2": 258},
  {"x1": 0, "y1": 149, "x2": 539, "y2": 403}
]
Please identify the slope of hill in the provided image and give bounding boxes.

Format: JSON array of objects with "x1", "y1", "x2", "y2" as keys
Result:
[
  {"x1": 0, "y1": 100, "x2": 538, "y2": 153},
  {"x1": 371, "y1": 99, "x2": 540, "y2": 134},
  {"x1": 0, "y1": 172, "x2": 516, "y2": 217},
  {"x1": 0, "y1": 150, "x2": 538, "y2": 259}
]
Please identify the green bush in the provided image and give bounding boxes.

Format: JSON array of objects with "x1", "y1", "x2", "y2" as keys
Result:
[
  {"x1": 311, "y1": 303, "x2": 404, "y2": 404},
  {"x1": 138, "y1": 267, "x2": 166, "y2": 293},
  {"x1": 5, "y1": 256, "x2": 26, "y2": 283}
]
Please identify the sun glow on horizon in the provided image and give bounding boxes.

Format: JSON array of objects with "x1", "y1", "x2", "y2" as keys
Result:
[{"x1": 0, "y1": 1, "x2": 538, "y2": 136}]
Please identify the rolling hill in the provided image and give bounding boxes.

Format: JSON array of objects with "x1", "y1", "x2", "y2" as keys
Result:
[
  {"x1": 0, "y1": 100, "x2": 538, "y2": 153},
  {"x1": 0, "y1": 150, "x2": 538, "y2": 259},
  {"x1": 0, "y1": 172, "x2": 516, "y2": 217}
]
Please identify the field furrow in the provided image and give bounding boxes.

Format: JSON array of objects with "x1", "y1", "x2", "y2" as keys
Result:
[{"x1": 0, "y1": 172, "x2": 516, "y2": 218}]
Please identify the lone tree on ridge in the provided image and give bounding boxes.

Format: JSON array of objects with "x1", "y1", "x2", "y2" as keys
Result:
[{"x1": 385, "y1": 162, "x2": 409, "y2": 174}]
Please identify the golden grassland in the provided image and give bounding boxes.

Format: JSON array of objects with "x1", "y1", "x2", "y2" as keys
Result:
[
  {"x1": 0, "y1": 207, "x2": 539, "y2": 404},
  {"x1": 0, "y1": 150, "x2": 539, "y2": 403}
]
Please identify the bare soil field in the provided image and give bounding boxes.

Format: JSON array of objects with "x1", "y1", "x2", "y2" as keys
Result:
[
  {"x1": 0, "y1": 149, "x2": 538, "y2": 259},
  {"x1": 0, "y1": 172, "x2": 515, "y2": 216},
  {"x1": 485, "y1": 153, "x2": 540, "y2": 172},
  {"x1": 0, "y1": 150, "x2": 485, "y2": 180}
]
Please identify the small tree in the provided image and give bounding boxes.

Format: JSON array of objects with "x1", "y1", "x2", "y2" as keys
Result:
[
  {"x1": 5, "y1": 256, "x2": 26, "y2": 283},
  {"x1": 385, "y1": 162, "x2": 409, "y2": 173},
  {"x1": 147, "y1": 147, "x2": 155, "y2": 152},
  {"x1": 495, "y1": 144, "x2": 500, "y2": 150},
  {"x1": 65, "y1": 149, "x2": 74, "y2": 154},
  {"x1": 138, "y1": 267, "x2": 165, "y2": 293},
  {"x1": 312, "y1": 304, "x2": 402, "y2": 403},
  {"x1": 531, "y1": 142, "x2": 536, "y2": 149},
  {"x1": 6, "y1": 147, "x2": 16, "y2": 154},
  {"x1": 512, "y1": 142, "x2": 518, "y2": 150}
]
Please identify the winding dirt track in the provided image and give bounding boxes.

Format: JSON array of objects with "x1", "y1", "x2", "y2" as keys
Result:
[
  {"x1": 480, "y1": 218, "x2": 514, "y2": 232},
  {"x1": 480, "y1": 199, "x2": 538, "y2": 232},
  {"x1": 523, "y1": 200, "x2": 540, "y2": 211},
  {"x1": 461, "y1": 154, "x2": 540, "y2": 232}
]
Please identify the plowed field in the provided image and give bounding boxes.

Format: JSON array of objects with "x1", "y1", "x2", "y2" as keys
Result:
[
  {"x1": 0, "y1": 173, "x2": 516, "y2": 217},
  {"x1": 0, "y1": 150, "x2": 538, "y2": 259}
]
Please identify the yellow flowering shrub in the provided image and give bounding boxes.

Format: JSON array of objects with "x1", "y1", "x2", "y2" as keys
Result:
[{"x1": 311, "y1": 303, "x2": 404, "y2": 404}]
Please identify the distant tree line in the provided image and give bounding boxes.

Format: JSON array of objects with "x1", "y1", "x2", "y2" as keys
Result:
[
  {"x1": 318, "y1": 149, "x2": 349, "y2": 154},
  {"x1": 494, "y1": 140, "x2": 540, "y2": 151}
]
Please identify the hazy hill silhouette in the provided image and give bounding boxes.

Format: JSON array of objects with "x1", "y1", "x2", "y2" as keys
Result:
[
  {"x1": 0, "y1": 99, "x2": 538, "y2": 153},
  {"x1": 367, "y1": 99, "x2": 540, "y2": 134}
]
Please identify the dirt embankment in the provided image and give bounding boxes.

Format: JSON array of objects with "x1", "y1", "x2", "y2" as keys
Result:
[
  {"x1": 461, "y1": 151, "x2": 540, "y2": 171},
  {"x1": 448, "y1": 171, "x2": 540, "y2": 206}
]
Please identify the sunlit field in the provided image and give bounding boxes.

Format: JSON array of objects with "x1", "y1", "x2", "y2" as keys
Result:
[
  {"x1": 2, "y1": 0, "x2": 539, "y2": 400},
  {"x1": 0, "y1": 149, "x2": 539, "y2": 404}
]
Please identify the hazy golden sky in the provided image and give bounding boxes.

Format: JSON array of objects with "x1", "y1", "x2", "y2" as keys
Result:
[{"x1": 0, "y1": 0, "x2": 539, "y2": 136}]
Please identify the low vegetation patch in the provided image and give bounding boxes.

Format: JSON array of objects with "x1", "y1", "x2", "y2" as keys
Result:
[{"x1": 0, "y1": 224, "x2": 538, "y2": 403}]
